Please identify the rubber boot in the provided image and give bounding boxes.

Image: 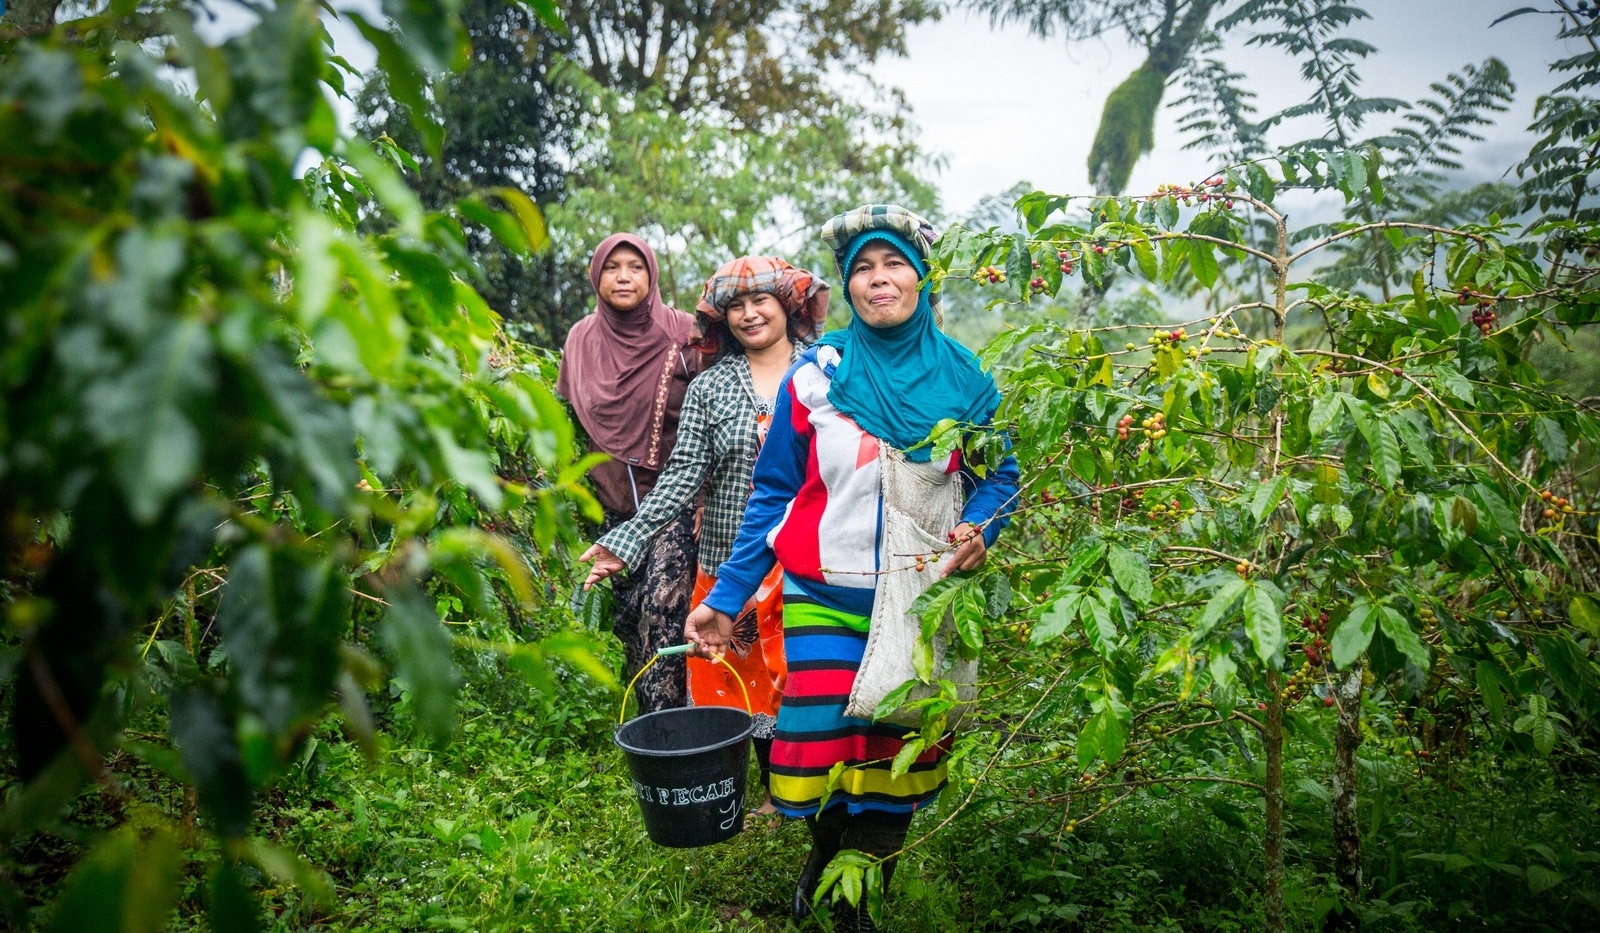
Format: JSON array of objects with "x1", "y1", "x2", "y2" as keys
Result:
[
  {"x1": 833, "y1": 812, "x2": 911, "y2": 932},
  {"x1": 793, "y1": 805, "x2": 848, "y2": 921}
]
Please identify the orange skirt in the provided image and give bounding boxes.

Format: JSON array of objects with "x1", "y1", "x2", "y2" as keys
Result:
[{"x1": 688, "y1": 565, "x2": 786, "y2": 737}]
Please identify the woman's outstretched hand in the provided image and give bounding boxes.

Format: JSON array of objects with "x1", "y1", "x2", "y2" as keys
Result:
[
  {"x1": 579, "y1": 543, "x2": 626, "y2": 589},
  {"x1": 685, "y1": 603, "x2": 735, "y2": 658},
  {"x1": 942, "y1": 522, "x2": 987, "y2": 577}
]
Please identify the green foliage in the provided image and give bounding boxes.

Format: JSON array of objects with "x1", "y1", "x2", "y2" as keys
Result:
[
  {"x1": 7, "y1": 4, "x2": 1600, "y2": 932},
  {"x1": 354, "y1": 0, "x2": 580, "y2": 345},
  {"x1": 549, "y1": 67, "x2": 939, "y2": 309},
  {"x1": 972, "y1": 0, "x2": 1224, "y2": 194},
  {"x1": 561, "y1": 0, "x2": 941, "y2": 127},
  {"x1": 1, "y1": 1, "x2": 612, "y2": 927},
  {"x1": 1508, "y1": 4, "x2": 1600, "y2": 230},
  {"x1": 904, "y1": 144, "x2": 1600, "y2": 930},
  {"x1": 1174, "y1": 32, "x2": 1271, "y2": 165}
]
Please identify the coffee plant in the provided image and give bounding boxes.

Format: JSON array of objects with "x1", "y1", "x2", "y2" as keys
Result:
[
  {"x1": 1, "y1": 1, "x2": 605, "y2": 928},
  {"x1": 886, "y1": 152, "x2": 1600, "y2": 931}
]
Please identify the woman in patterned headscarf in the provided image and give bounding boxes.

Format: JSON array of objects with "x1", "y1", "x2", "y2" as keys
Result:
[
  {"x1": 582, "y1": 255, "x2": 829, "y2": 817},
  {"x1": 685, "y1": 207, "x2": 1019, "y2": 931}
]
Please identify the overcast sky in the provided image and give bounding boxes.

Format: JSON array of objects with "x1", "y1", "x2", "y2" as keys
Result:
[{"x1": 875, "y1": 1, "x2": 1572, "y2": 217}]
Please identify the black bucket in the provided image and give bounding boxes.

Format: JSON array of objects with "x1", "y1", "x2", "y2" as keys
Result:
[
  {"x1": 614, "y1": 646, "x2": 755, "y2": 848},
  {"x1": 615, "y1": 705, "x2": 755, "y2": 847}
]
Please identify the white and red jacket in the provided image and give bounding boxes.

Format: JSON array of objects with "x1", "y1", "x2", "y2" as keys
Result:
[{"x1": 703, "y1": 346, "x2": 1019, "y2": 619}]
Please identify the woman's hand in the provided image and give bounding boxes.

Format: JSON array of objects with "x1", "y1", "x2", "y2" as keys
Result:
[
  {"x1": 685, "y1": 603, "x2": 735, "y2": 658},
  {"x1": 942, "y1": 522, "x2": 987, "y2": 577},
  {"x1": 579, "y1": 543, "x2": 626, "y2": 589}
]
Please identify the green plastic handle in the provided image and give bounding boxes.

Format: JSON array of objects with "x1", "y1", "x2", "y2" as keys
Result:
[{"x1": 655, "y1": 643, "x2": 692, "y2": 657}]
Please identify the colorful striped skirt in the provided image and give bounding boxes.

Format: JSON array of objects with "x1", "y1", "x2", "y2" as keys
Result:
[{"x1": 769, "y1": 578, "x2": 951, "y2": 818}]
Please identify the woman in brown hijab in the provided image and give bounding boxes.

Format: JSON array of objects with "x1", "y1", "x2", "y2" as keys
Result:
[{"x1": 557, "y1": 234, "x2": 700, "y2": 713}]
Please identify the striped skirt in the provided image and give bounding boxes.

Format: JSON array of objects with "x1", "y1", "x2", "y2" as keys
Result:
[{"x1": 769, "y1": 579, "x2": 950, "y2": 818}]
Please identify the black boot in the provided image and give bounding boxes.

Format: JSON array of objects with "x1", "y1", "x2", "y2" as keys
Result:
[
  {"x1": 830, "y1": 897, "x2": 877, "y2": 933},
  {"x1": 833, "y1": 811, "x2": 912, "y2": 932},
  {"x1": 794, "y1": 806, "x2": 848, "y2": 921}
]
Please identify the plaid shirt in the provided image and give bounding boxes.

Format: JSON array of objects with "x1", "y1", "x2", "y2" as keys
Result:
[{"x1": 597, "y1": 350, "x2": 792, "y2": 576}]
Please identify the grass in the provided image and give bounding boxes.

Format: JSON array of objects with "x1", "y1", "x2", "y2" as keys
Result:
[{"x1": 7, "y1": 649, "x2": 1600, "y2": 931}]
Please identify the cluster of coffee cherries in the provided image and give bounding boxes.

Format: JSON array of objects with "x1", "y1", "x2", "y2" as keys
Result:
[
  {"x1": 973, "y1": 265, "x2": 1006, "y2": 284},
  {"x1": 1234, "y1": 559, "x2": 1255, "y2": 578},
  {"x1": 1538, "y1": 489, "x2": 1576, "y2": 521},
  {"x1": 1056, "y1": 249, "x2": 1076, "y2": 275},
  {"x1": 1115, "y1": 410, "x2": 1167, "y2": 443},
  {"x1": 1418, "y1": 605, "x2": 1439, "y2": 633},
  {"x1": 1151, "y1": 178, "x2": 1236, "y2": 210},
  {"x1": 1458, "y1": 288, "x2": 1499, "y2": 335},
  {"x1": 1391, "y1": 709, "x2": 1435, "y2": 772},
  {"x1": 1145, "y1": 496, "x2": 1190, "y2": 523},
  {"x1": 1146, "y1": 327, "x2": 1188, "y2": 346},
  {"x1": 1300, "y1": 611, "x2": 1330, "y2": 667},
  {"x1": 1281, "y1": 665, "x2": 1330, "y2": 708}
]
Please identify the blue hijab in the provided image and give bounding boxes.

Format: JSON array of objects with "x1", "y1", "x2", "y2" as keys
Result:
[{"x1": 817, "y1": 230, "x2": 1001, "y2": 461}]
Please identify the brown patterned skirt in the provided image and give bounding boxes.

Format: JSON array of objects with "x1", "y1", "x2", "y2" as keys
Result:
[{"x1": 602, "y1": 507, "x2": 697, "y2": 715}]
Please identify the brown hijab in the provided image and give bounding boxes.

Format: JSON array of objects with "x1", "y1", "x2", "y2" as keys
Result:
[{"x1": 557, "y1": 234, "x2": 697, "y2": 493}]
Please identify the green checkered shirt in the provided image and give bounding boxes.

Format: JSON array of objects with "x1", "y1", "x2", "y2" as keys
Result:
[{"x1": 596, "y1": 351, "x2": 786, "y2": 576}]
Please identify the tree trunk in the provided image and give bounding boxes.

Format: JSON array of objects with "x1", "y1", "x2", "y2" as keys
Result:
[
  {"x1": 1265, "y1": 669, "x2": 1286, "y2": 933},
  {"x1": 3, "y1": 0, "x2": 62, "y2": 34},
  {"x1": 1325, "y1": 665, "x2": 1364, "y2": 932}
]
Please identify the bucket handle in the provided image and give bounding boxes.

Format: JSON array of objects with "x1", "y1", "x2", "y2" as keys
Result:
[{"x1": 618, "y1": 644, "x2": 753, "y2": 725}]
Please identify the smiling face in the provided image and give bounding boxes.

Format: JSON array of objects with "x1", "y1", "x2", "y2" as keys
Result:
[
  {"x1": 597, "y1": 244, "x2": 650, "y2": 312},
  {"x1": 723, "y1": 291, "x2": 790, "y2": 352},
  {"x1": 846, "y1": 240, "x2": 922, "y2": 329}
]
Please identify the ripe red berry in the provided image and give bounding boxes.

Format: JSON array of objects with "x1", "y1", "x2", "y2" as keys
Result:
[{"x1": 1323, "y1": 696, "x2": 1335, "y2": 707}]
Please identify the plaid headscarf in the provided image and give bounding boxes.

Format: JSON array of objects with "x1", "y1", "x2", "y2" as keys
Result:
[
  {"x1": 819, "y1": 204, "x2": 942, "y2": 325},
  {"x1": 694, "y1": 256, "x2": 830, "y2": 355}
]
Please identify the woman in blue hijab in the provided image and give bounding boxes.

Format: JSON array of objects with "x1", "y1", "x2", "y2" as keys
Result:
[{"x1": 685, "y1": 205, "x2": 1020, "y2": 930}]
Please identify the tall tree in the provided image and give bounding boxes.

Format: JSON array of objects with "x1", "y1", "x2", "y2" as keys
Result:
[
  {"x1": 561, "y1": 0, "x2": 941, "y2": 125},
  {"x1": 548, "y1": 66, "x2": 939, "y2": 310},
  {"x1": 1502, "y1": 2, "x2": 1600, "y2": 278},
  {"x1": 359, "y1": 0, "x2": 945, "y2": 340},
  {"x1": 356, "y1": 0, "x2": 579, "y2": 345},
  {"x1": 967, "y1": 0, "x2": 1226, "y2": 193}
]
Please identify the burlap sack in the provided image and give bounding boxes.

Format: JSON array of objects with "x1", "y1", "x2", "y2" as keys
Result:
[{"x1": 844, "y1": 447, "x2": 979, "y2": 726}]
